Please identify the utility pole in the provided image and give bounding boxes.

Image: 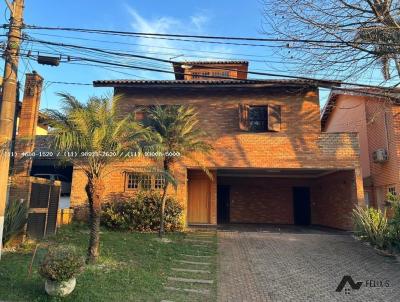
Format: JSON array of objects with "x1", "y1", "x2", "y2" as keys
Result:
[{"x1": 0, "y1": 0, "x2": 24, "y2": 259}]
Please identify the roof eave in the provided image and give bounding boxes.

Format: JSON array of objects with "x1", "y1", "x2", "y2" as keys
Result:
[{"x1": 93, "y1": 79, "x2": 338, "y2": 88}]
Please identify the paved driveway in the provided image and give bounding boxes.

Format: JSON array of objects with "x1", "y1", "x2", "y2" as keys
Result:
[{"x1": 217, "y1": 225, "x2": 400, "y2": 302}]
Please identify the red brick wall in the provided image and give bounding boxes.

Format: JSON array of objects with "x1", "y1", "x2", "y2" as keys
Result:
[
  {"x1": 9, "y1": 73, "x2": 43, "y2": 203},
  {"x1": 324, "y1": 95, "x2": 370, "y2": 178},
  {"x1": 312, "y1": 170, "x2": 357, "y2": 230},
  {"x1": 366, "y1": 100, "x2": 400, "y2": 189},
  {"x1": 219, "y1": 177, "x2": 312, "y2": 224},
  {"x1": 70, "y1": 85, "x2": 364, "y2": 227},
  {"x1": 218, "y1": 173, "x2": 357, "y2": 229}
]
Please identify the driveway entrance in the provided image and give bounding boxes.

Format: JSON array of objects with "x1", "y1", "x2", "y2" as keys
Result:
[{"x1": 217, "y1": 225, "x2": 400, "y2": 302}]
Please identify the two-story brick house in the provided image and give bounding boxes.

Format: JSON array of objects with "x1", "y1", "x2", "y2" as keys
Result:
[
  {"x1": 322, "y1": 88, "x2": 400, "y2": 209},
  {"x1": 70, "y1": 61, "x2": 364, "y2": 230}
]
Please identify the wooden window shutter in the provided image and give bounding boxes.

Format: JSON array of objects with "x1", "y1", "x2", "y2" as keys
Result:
[
  {"x1": 239, "y1": 104, "x2": 249, "y2": 131},
  {"x1": 267, "y1": 104, "x2": 281, "y2": 132}
]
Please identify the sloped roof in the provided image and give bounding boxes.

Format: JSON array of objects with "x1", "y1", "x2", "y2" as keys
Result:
[
  {"x1": 320, "y1": 87, "x2": 400, "y2": 130},
  {"x1": 174, "y1": 60, "x2": 248, "y2": 65},
  {"x1": 93, "y1": 78, "x2": 338, "y2": 88}
]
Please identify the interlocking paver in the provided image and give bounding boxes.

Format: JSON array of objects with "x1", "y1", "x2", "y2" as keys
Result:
[{"x1": 217, "y1": 225, "x2": 400, "y2": 302}]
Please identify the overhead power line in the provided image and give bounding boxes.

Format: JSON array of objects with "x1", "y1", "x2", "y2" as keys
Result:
[
  {"x1": 1, "y1": 34, "x2": 396, "y2": 91},
  {"x1": 7, "y1": 47, "x2": 395, "y2": 92},
  {"x1": 19, "y1": 24, "x2": 400, "y2": 48},
  {"x1": 46, "y1": 80, "x2": 92, "y2": 86},
  {"x1": 23, "y1": 35, "x2": 400, "y2": 89},
  {"x1": 26, "y1": 32, "x2": 309, "y2": 65}
]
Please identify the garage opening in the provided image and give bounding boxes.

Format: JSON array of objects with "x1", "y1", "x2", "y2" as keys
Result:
[{"x1": 216, "y1": 168, "x2": 359, "y2": 230}]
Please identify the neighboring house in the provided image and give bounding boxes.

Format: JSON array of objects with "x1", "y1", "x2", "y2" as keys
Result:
[
  {"x1": 322, "y1": 88, "x2": 400, "y2": 209},
  {"x1": 70, "y1": 61, "x2": 364, "y2": 230}
]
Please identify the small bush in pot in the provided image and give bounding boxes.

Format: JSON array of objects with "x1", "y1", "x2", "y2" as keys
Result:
[{"x1": 39, "y1": 245, "x2": 85, "y2": 297}]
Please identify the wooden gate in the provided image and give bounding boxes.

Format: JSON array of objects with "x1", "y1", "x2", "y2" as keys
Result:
[{"x1": 26, "y1": 178, "x2": 61, "y2": 239}]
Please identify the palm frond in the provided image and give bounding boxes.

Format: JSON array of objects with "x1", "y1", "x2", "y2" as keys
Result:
[
  {"x1": 46, "y1": 93, "x2": 150, "y2": 177},
  {"x1": 145, "y1": 104, "x2": 213, "y2": 179}
]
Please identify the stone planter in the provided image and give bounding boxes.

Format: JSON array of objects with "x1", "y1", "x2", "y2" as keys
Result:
[{"x1": 45, "y1": 278, "x2": 76, "y2": 297}]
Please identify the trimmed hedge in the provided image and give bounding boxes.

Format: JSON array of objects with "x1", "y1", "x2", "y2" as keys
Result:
[{"x1": 101, "y1": 191, "x2": 183, "y2": 232}]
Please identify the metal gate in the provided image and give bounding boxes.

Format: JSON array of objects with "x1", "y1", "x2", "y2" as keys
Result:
[{"x1": 26, "y1": 179, "x2": 61, "y2": 239}]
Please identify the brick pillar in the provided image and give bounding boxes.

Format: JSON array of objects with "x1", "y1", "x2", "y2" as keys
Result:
[{"x1": 9, "y1": 72, "x2": 43, "y2": 203}]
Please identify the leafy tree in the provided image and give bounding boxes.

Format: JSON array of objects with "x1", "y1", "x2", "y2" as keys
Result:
[
  {"x1": 45, "y1": 93, "x2": 149, "y2": 263},
  {"x1": 145, "y1": 105, "x2": 212, "y2": 237},
  {"x1": 263, "y1": 0, "x2": 400, "y2": 81}
]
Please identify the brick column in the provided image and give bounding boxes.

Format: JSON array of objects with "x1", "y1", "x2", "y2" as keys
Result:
[{"x1": 9, "y1": 72, "x2": 43, "y2": 203}]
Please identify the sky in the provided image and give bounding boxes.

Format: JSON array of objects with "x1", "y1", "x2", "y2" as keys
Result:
[{"x1": 0, "y1": 0, "x2": 387, "y2": 110}]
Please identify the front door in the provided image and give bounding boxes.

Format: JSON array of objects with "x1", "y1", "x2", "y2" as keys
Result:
[
  {"x1": 188, "y1": 174, "x2": 210, "y2": 224},
  {"x1": 293, "y1": 187, "x2": 311, "y2": 225},
  {"x1": 217, "y1": 185, "x2": 230, "y2": 223}
]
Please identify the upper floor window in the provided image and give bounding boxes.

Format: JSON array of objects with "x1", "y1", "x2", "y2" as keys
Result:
[
  {"x1": 191, "y1": 71, "x2": 230, "y2": 79},
  {"x1": 211, "y1": 71, "x2": 229, "y2": 78},
  {"x1": 192, "y1": 71, "x2": 210, "y2": 79},
  {"x1": 239, "y1": 104, "x2": 281, "y2": 132},
  {"x1": 126, "y1": 172, "x2": 165, "y2": 190}
]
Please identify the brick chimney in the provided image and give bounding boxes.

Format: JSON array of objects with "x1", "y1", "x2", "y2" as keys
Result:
[
  {"x1": 17, "y1": 72, "x2": 43, "y2": 137},
  {"x1": 9, "y1": 72, "x2": 43, "y2": 203}
]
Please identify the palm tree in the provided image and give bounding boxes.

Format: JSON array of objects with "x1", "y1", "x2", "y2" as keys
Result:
[
  {"x1": 45, "y1": 93, "x2": 149, "y2": 263},
  {"x1": 145, "y1": 105, "x2": 212, "y2": 237}
]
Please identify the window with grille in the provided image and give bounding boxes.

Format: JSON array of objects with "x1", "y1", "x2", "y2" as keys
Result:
[
  {"x1": 192, "y1": 71, "x2": 210, "y2": 79},
  {"x1": 388, "y1": 187, "x2": 397, "y2": 195},
  {"x1": 127, "y1": 173, "x2": 141, "y2": 189},
  {"x1": 211, "y1": 71, "x2": 229, "y2": 78},
  {"x1": 142, "y1": 174, "x2": 152, "y2": 190},
  {"x1": 248, "y1": 106, "x2": 267, "y2": 132},
  {"x1": 154, "y1": 173, "x2": 166, "y2": 189},
  {"x1": 126, "y1": 172, "x2": 165, "y2": 190},
  {"x1": 239, "y1": 104, "x2": 281, "y2": 132}
]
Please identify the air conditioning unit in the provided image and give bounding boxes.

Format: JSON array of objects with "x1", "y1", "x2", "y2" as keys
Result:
[{"x1": 373, "y1": 148, "x2": 388, "y2": 163}]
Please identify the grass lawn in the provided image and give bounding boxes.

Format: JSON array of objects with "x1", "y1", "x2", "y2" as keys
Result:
[{"x1": 0, "y1": 223, "x2": 217, "y2": 302}]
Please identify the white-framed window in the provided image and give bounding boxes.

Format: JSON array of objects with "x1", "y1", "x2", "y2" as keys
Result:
[
  {"x1": 154, "y1": 173, "x2": 166, "y2": 189},
  {"x1": 127, "y1": 173, "x2": 141, "y2": 189},
  {"x1": 126, "y1": 172, "x2": 165, "y2": 190}
]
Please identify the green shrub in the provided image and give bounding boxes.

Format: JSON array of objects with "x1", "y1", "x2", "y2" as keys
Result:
[
  {"x1": 388, "y1": 200, "x2": 400, "y2": 252},
  {"x1": 39, "y1": 245, "x2": 85, "y2": 282},
  {"x1": 2, "y1": 200, "x2": 28, "y2": 247},
  {"x1": 352, "y1": 206, "x2": 390, "y2": 250},
  {"x1": 101, "y1": 191, "x2": 183, "y2": 232}
]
